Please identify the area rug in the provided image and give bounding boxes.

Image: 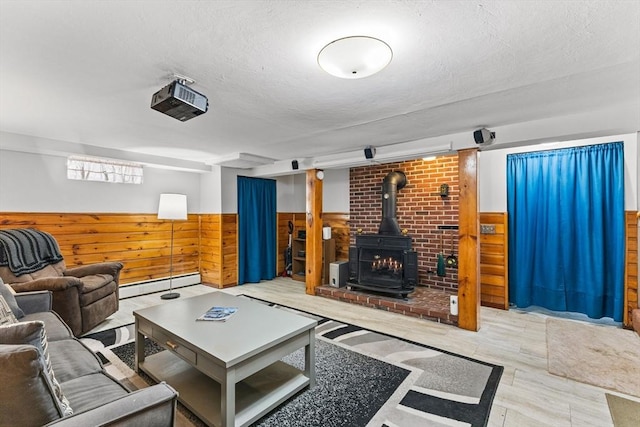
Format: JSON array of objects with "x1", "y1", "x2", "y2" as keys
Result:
[
  {"x1": 546, "y1": 317, "x2": 640, "y2": 397},
  {"x1": 82, "y1": 298, "x2": 503, "y2": 427},
  {"x1": 606, "y1": 393, "x2": 640, "y2": 427}
]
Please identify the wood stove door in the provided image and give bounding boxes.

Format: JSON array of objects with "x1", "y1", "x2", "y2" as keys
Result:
[{"x1": 358, "y1": 248, "x2": 406, "y2": 289}]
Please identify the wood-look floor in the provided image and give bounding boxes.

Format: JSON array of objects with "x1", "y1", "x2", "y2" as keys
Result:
[{"x1": 90, "y1": 278, "x2": 640, "y2": 427}]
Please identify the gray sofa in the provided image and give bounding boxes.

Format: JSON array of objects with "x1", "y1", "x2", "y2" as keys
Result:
[{"x1": 0, "y1": 289, "x2": 178, "y2": 426}]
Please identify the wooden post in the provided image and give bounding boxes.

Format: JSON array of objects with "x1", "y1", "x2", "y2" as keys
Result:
[
  {"x1": 305, "y1": 169, "x2": 323, "y2": 294},
  {"x1": 457, "y1": 148, "x2": 481, "y2": 331}
]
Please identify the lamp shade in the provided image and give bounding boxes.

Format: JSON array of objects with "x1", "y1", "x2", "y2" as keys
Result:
[
  {"x1": 318, "y1": 36, "x2": 392, "y2": 79},
  {"x1": 157, "y1": 193, "x2": 187, "y2": 220}
]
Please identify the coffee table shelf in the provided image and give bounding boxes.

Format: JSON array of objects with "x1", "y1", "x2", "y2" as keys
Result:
[{"x1": 140, "y1": 351, "x2": 309, "y2": 427}]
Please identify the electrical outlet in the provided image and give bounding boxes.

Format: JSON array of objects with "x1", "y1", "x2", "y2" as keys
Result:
[{"x1": 480, "y1": 224, "x2": 496, "y2": 234}]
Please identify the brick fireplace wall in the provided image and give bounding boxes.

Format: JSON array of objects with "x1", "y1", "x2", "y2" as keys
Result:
[{"x1": 350, "y1": 155, "x2": 459, "y2": 292}]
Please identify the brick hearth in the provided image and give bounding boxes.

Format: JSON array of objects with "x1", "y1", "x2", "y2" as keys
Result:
[{"x1": 315, "y1": 285, "x2": 458, "y2": 326}]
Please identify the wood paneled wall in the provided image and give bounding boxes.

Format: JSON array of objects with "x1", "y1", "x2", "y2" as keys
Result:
[
  {"x1": 0, "y1": 213, "x2": 200, "y2": 285},
  {"x1": 478, "y1": 211, "x2": 638, "y2": 319},
  {"x1": 624, "y1": 211, "x2": 638, "y2": 327},
  {"x1": 479, "y1": 212, "x2": 509, "y2": 309},
  {"x1": 277, "y1": 212, "x2": 350, "y2": 275},
  {"x1": 322, "y1": 212, "x2": 350, "y2": 261},
  {"x1": 200, "y1": 214, "x2": 238, "y2": 288},
  {"x1": 3, "y1": 209, "x2": 633, "y2": 324},
  {"x1": 277, "y1": 213, "x2": 305, "y2": 275}
]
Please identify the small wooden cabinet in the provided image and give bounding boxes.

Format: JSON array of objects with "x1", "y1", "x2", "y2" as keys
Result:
[{"x1": 292, "y1": 237, "x2": 335, "y2": 284}]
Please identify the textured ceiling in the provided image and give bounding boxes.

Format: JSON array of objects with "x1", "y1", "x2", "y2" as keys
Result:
[{"x1": 0, "y1": 0, "x2": 638, "y2": 172}]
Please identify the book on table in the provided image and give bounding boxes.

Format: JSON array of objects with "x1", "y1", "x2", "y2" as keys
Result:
[{"x1": 197, "y1": 306, "x2": 238, "y2": 322}]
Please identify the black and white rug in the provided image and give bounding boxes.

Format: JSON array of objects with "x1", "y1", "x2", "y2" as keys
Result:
[{"x1": 82, "y1": 297, "x2": 502, "y2": 427}]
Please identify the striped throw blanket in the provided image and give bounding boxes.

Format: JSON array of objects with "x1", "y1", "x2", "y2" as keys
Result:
[{"x1": 0, "y1": 229, "x2": 64, "y2": 276}]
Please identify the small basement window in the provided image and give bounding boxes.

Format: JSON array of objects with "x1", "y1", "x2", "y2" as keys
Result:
[{"x1": 67, "y1": 156, "x2": 143, "y2": 184}]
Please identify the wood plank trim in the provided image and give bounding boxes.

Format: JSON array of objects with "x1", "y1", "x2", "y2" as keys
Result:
[
  {"x1": 457, "y1": 149, "x2": 480, "y2": 331},
  {"x1": 0, "y1": 212, "x2": 200, "y2": 284},
  {"x1": 479, "y1": 212, "x2": 508, "y2": 310},
  {"x1": 305, "y1": 170, "x2": 323, "y2": 294},
  {"x1": 624, "y1": 210, "x2": 638, "y2": 327}
]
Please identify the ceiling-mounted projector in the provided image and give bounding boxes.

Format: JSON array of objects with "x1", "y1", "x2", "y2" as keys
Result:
[{"x1": 151, "y1": 80, "x2": 208, "y2": 121}]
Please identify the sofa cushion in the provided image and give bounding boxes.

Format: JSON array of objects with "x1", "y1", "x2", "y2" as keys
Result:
[
  {"x1": 60, "y1": 372, "x2": 129, "y2": 413},
  {"x1": 0, "y1": 279, "x2": 24, "y2": 318},
  {"x1": 22, "y1": 311, "x2": 73, "y2": 341},
  {"x1": 0, "y1": 294, "x2": 18, "y2": 325},
  {"x1": 0, "y1": 321, "x2": 73, "y2": 417},
  {"x1": 0, "y1": 344, "x2": 62, "y2": 426},
  {"x1": 49, "y1": 339, "x2": 104, "y2": 383}
]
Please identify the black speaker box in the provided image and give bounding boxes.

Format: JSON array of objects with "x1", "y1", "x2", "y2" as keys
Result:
[
  {"x1": 364, "y1": 146, "x2": 376, "y2": 159},
  {"x1": 292, "y1": 160, "x2": 299, "y2": 170},
  {"x1": 473, "y1": 128, "x2": 495, "y2": 145}
]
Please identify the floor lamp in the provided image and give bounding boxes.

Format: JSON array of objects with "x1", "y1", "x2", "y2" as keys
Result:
[{"x1": 158, "y1": 193, "x2": 187, "y2": 300}]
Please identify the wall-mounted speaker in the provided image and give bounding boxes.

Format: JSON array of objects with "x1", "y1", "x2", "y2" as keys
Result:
[
  {"x1": 473, "y1": 128, "x2": 495, "y2": 145},
  {"x1": 364, "y1": 146, "x2": 376, "y2": 159},
  {"x1": 292, "y1": 160, "x2": 299, "y2": 170}
]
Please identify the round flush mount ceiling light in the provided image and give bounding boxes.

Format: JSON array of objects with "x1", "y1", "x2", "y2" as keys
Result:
[{"x1": 318, "y1": 36, "x2": 393, "y2": 79}]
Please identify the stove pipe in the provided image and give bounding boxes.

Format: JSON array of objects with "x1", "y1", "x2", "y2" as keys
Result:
[{"x1": 378, "y1": 171, "x2": 407, "y2": 235}]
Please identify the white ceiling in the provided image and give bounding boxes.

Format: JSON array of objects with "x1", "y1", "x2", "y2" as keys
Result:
[{"x1": 1, "y1": 0, "x2": 638, "y2": 174}]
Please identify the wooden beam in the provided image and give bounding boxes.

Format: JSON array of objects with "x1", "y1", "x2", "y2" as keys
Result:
[
  {"x1": 457, "y1": 149, "x2": 481, "y2": 331},
  {"x1": 305, "y1": 169, "x2": 323, "y2": 294},
  {"x1": 623, "y1": 211, "x2": 639, "y2": 327}
]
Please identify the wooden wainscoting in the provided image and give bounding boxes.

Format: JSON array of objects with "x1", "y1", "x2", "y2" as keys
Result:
[
  {"x1": 1, "y1": 211, "x2": 344, "y2": 290},
  {"x1": 200, "y1": 214, "x2": 237, "y2": 288},
  {"x1": 479, "y1": 212, "x2": 509, "y2": 309},
  {"x1": 477, "y1": 211, "x2": 637, "y2": 319},
  {"x1": 277, "y1": 213, "x2": 304, "y2": 275},
  {"x1": 277, "y1": 212, "x2": 350, "y2": 275},
  {"x1": 0, "y1": 213, "x2": 200, "y2": 285},
  {"x1": 624, "y1": 211, "x2": 638, "y2": 327},
  {"x1": 323, "y1": 212, "x2": 350, "y2": 261}
]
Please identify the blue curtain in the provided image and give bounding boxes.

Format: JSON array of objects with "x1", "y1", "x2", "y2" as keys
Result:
[
  {"x1": 507, "y1": 142, "x2": 625, "y2": 321},
  {"x1": 237, "y1": 176, "x2": 277, "y2": 284}
]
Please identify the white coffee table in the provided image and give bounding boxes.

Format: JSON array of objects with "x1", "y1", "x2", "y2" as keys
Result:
[{"x1": 134, "y1": 292, "x2": 316, "y2": 427}]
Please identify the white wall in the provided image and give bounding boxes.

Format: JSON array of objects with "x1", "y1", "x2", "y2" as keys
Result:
[
  {"x1": 220, "y1": 167, "x2": 242, "y2": 214},
  {"x1": 0, "y1": 149, "x2": 201, "y2": 213},
  {"x1": 5, "y1": 136, "x2": 633, "y2": 216},
  {"x1": 292, "y1": 173, "x2": 307, "y2": 212},
  {"x1": 323, "y1": 168, "x2": 350, "y2": 212},
  {"x1": 199, "y1": 166, "x2": 222, "y2": 213},
  {"x1": 276, "y1": 174, "x2": 298, "y2": 212},
  {"x1": 479, "y1": 133, "x2": 638, "y2": 212},
  {"x1": 214, "y1": 171, "x2": 302, "y2": 214},
  {"x1": 0, "y1": 150, "x2": 349, "y2": 215},
  {"x1": 198, "y1": 166, "x2": 243, "y2": 214},
  {"x1": 274, "y1": 169, "x2": 350, "y2": 213},
  {"x1": 199, "y1": 168, "x2": 349, "y2": 215}
]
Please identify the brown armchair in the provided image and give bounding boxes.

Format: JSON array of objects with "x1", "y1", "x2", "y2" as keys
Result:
[{"x1": 0, "y1": 230, "x2": 123, "y2": 336}]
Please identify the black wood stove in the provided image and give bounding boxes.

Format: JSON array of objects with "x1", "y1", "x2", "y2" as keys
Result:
[{"x1": 348, "y1": 171, "x2": 418, "y2": 297}]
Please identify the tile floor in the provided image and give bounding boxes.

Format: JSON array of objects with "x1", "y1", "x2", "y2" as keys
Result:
[{"x1": 87, "y1": 277, "x2": 640, "y2": 427}]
